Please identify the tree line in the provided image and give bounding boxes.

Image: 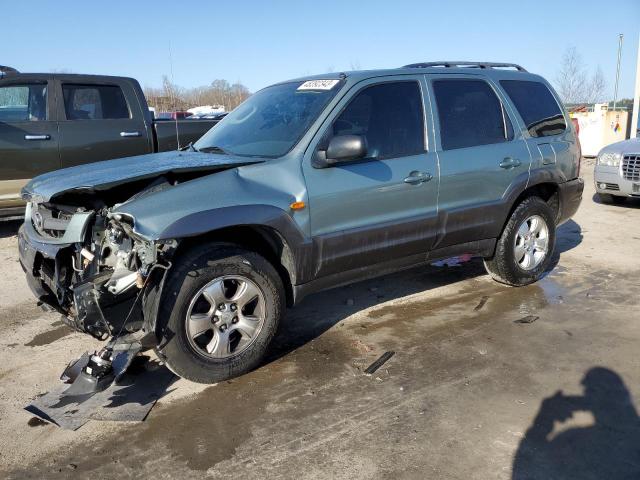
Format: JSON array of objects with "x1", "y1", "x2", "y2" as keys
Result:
[{"x1": 144, "y1": 76, "x2": 251, "y2": 113}]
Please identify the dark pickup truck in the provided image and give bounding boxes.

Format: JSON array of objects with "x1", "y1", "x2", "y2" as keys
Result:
[{"x1": 0, "y1": 68, "x2": 220, "y2": 217}]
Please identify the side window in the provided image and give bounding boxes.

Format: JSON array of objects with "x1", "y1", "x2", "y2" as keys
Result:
[
  {"x1": 500, "y1": 80, "x2": 567, "y2": 138},
  {"x1": 62, "y1": 84, "x2": 130, "y2": 120},
  {"x1": 332, "y1": 81, "x2": 425, "y2": 159},
  {"x1": 0, "y1": 84, "x2": 47, "y2": 122},
  {"x1": 433, "y1": 79, "x2": 512, "y2": 151}
]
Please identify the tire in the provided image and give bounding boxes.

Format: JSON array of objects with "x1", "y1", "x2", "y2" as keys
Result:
[
  {"x1": 598, "y1": 193, "x2": 626, "y2": 205},
  {"x1": 483, "y1": 196, "x2": 556, "y2": 286},
  {"x1": 156, "y1": 243, "x2": 284, "y2": 383}
]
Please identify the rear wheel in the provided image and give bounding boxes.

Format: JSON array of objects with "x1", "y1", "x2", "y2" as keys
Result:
[
  {"x1": 484, "y1": 196, "x2": 556, "y2": 286},
  {"x1": 156, "y1": 243, "x2": 284, "y2": 383}
]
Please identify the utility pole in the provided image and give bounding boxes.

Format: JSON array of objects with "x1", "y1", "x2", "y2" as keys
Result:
[
  {"x1": 613, "y1": 34, "x2": 624, "y2": 111},
  {"x1": 632, "y1": 33, "x2": 640, "y2": 139}
]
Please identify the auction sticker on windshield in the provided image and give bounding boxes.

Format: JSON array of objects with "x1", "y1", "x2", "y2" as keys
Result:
[{"x1": 297, "y1": 80, "x2": 340, "y2": 90}]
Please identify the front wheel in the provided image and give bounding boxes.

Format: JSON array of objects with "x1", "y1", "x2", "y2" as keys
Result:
[
  {"x1": 156, "y1": 244, "x2": 284, "y2": 383},
  {"x1": 484, "y1": 196, "x2": 556, "y2": 286}
]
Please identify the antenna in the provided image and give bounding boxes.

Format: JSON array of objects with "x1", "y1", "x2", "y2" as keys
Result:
[{"x1": 168, "y1": 42, "x2": 181, "y2": 150}]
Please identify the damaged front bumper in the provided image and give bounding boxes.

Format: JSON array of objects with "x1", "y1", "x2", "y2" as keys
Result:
[{"x1": 18, "y1": 202, "x2": 171, "y2": 342}]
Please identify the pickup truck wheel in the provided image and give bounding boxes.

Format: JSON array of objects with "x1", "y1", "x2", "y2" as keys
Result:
[
  {"x1": 483, "y1": 196, "x2": 556, "y2": 286},
  {"x1": 156, "y1": 244, "x2": 284, "y2": 384}
]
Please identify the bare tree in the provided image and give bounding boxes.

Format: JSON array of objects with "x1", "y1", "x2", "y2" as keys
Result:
[
  {"x1": 556, "y1": 47, "x2": 587, "y2": 104},
  {"x1": 586, "y1": 66, "x2": 606, "y2": 104},
  {"x1": 555, "y1": 47, "x2": 607, "y2": 106}
]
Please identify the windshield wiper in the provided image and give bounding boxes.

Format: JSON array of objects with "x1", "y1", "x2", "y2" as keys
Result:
[
  {"x1": 179, "y1": 142, "x2": 199, "y2": 152},
  {"x1": 198, "y1": 145, "x2": 229, "y2": 155}
]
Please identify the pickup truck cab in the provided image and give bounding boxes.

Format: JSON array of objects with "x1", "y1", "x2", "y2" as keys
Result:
[
  {"x1": 0, "y1": 69, "x2": 219, "y2": 217},
  {"x1": 18, "y1": 62, "x2": 584, "y2": 383}
]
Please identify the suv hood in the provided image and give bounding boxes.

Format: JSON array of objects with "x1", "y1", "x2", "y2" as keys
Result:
[{"x1": 22, "y1": 150, "x2": 264, "y2": 203}]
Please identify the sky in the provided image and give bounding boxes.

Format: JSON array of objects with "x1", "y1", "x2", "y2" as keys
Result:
[{"x1": 3, "y1": 0, "x2": 639, "y2": 99}]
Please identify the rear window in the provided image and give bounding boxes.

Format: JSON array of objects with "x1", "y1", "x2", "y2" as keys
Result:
[
  {"x1": 433, "y1": 79, "x2": 513, "y2": 151},
  {"x1": 500, "y1": 80, "x2": 566, "y2": 138},
  {"x1": 62, "y1": 84, "x2": 130, "y2": 120}
]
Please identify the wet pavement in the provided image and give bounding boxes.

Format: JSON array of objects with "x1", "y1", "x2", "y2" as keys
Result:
[{"x1": 1, "y1": 160, "x2": 639, "y2": 479}]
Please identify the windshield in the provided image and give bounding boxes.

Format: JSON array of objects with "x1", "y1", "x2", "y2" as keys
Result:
[{"x1": 194, "y1": 80, "x2": 343, "y2": 158}]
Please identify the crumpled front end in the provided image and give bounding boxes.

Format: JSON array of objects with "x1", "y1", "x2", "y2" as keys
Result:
[{"x1": 19, "y1": 200, "x2": 173, "y2": 340}]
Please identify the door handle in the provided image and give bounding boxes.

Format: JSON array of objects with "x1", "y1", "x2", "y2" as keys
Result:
[
  {"x1": 24, "y1": 134, "x2": 51, "y2": 141},
  {"x1": 404, "y1": 171, "x2": 433, "y2": 185},
  {"x1": 499, "y1": 157, "x2": 522, "y2": 169},
  {"x1": 120, "y1": 131, "x2": 141, "y2": 138}
]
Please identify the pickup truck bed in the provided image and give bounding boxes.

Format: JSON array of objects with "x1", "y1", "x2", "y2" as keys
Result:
[{"x1": 0, "y1": 72, "x2": 220, "y2": 216}]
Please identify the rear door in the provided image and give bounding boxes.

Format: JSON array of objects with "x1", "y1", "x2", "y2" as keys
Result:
[
  {"x1": 0, "y1": 79, "x2": 59, "y2": 209},
  {"x1": 57, "y1": 80, "x2": 151, "y2": 168},
  {"x1": 427, "y1": 75, "x2": 532, "y2": 247},
  {"x1": 302, "y1": 76, "x2": 440, "y2": 278},
  {"x1": 499, "y1": 79, "x2": 577, "y2": 181}
]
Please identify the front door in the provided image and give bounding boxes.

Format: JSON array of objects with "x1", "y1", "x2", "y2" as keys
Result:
[
  {"x1": 0, "y1": 80, "x2": 59, "y2": 210},
  {"x1": 427, "y1": 75, "x2": 532, "y2": 247},
  {"x1": 302, "y1": 77, "x2": 440, "y2": 278}
]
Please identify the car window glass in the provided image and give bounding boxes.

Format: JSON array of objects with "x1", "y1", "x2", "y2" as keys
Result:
[
  {"x1": 500, "y1": 80, "x2": 567, "y2": 137},
  {"x1": 62, "y1": 84, "x2": 130, "y2": 120},
  {"x1": 333, "y1": 81, "x2": 425, "y2": 159},
  {"x1": 0, "y1": 84, "x2": 47, "y2": 122},
  {"x1": 433, "y1": 79, "x2": 510, "y2": 150},
  {"x1": 195, "y1": 80, "x2": 342, "y2": 158}
]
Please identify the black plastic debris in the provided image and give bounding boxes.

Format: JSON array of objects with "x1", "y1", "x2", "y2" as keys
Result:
[
  {"x1": 474, "y1": 296, "x2": 490, "y2": 311},
  {"x1": 514, "y1": 315, "x2": 539, "y2": 324},
  {"x1": 364, "y1": 351, "x2": 395, "y2": 375},
  {"x1": 26, "y1": 357, "x2": 175, "y2": 430}
]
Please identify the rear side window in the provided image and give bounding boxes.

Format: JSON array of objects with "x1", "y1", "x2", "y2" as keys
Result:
[
  {"x1": 0, "y1": 84, "x2": 47, "y2": 122},
  {"x1": 500, "y1": 80, "x2": 566, "y2": 137},
  {"x1": 62, "y1": 84, "x2": 130, "y2": 120},
  {"x1": 333, "y1": 81, "x2": 425, "y2": 159},
  {"x1": 433, "y1": 79, "x2": 512, "y2": 150}
]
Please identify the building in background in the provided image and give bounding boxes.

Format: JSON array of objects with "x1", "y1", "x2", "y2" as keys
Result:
[{"x1": 570, "y1": 104, "x2": 631, "y2": 156}]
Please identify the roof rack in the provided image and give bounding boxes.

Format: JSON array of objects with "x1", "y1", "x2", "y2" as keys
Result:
[
  {"x1": 402, "y1": 61, "x2": 527, "y2": 72},
  {"x1": 0, "y1": 65, "x2": 19, "y2": 77}
]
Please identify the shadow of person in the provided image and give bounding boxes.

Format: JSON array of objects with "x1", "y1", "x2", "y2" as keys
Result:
[{"x1": 512, "y1": 367, "x2": 640, "y2": 479}]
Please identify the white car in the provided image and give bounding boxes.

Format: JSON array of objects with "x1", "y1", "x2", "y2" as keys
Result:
[{"x1": 594, "y1": 138, "x2": 640, "y2": 204}]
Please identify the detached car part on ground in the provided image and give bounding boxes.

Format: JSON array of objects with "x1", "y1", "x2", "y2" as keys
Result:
[{"x1": 19, "y1": 62, "x2": 583, "y2": 383}]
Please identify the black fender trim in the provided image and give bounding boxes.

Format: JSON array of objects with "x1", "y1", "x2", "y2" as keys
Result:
[
  {"x1": 158, "y1": 204, "x2": 314, "y2": 286},
  {"x1": 557, "y1": 177, "x2": 584, "y2": 225}
]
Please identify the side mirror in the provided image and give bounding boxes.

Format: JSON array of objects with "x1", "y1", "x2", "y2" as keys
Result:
[{"x1": 313, "y1": 135, "x2": 367, "y2": 168}]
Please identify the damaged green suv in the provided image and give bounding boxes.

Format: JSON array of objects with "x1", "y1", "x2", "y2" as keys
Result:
[{"x1": 19, "y1": 62, "x2": 584, "y2": 383}]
